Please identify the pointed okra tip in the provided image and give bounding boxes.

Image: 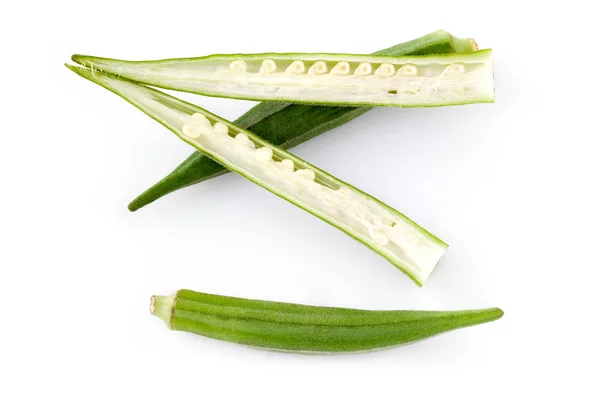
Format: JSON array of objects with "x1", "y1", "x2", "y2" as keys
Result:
[
  {"x1": 150, "y1": 294, "x2": 177, "y2": 329},
  {"x1": 486, "y1": 307, "x2": 504, "y2": 320},
  {"x1": 71, "y1": 54, "x2": 92, "y2": 67},
  {"x1": 473, "y1": 307, "x2": 504, "y2": 325},
  {"x1": 64, "y1": 62, "x2": 88, "y2": 78}
]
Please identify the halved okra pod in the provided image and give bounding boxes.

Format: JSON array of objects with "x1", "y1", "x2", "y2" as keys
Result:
[
  {"x1": 72, "y1": 50, "x2": 493, "y2": 107},
  {"x1": 67, "y1": 66, "x2": 447, "y2": 285},
  {"x1": 128, "y1": 30, "x2": 480, "y2": 211},
  {"x1": 151, "y1": 289, "x2": 503, "y2": 353}
]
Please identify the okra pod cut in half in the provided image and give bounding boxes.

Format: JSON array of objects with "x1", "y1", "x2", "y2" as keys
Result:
[
  {"x1": 72, "y1": 50, "x2": 494, "y2": 107},
  {"x1": 151, "y1": 289, "x2": 504, "y2": 354},
  {"x1": 128, "y1": 30, "x2": 480, "y2": 211},
  {"x1": 67, "y1": 66, "x2": 447, "y2": 285}
]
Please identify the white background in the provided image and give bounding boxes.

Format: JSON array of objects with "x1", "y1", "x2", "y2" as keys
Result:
[{"x1": 2, "y1": 1, "x2": 599, "y2": 397}]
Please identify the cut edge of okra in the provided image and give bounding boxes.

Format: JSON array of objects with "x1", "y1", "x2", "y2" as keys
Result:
[
  {"x1": 71, "y1": 50, "x2": 494, "y2": 108},
  {"x1": 150, "y1": 289, "x2": 504, "y2": 354},
  {"x1": 66, "y1": 64, "x2": 448, "y2": 285}
]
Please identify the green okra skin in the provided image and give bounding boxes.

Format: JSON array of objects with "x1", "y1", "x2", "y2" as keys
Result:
[
  {"x1": 151, "y1": 289, "x2": 504, "y2": 354},
  {"x1": 67, "y1": 66, "x2": 447, "y2": 285},
  {"x1": 127, "y1": 30, "x2": 479, "y2": 211}
]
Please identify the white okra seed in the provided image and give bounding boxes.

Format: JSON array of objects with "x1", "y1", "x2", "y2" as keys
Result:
[
  {"x1": 370, "y1": 230, "x2": 389, "y2": 245},
  {"x1": 229, "y1": 60, "x2": 247, "y2": 72},
  {"x1": 255, "y1": 147, "x2": 273, "y2": 161},
  {"x1": 235, "y1": 133, "x2": 255, "y2": 148},
  {"x1": 382, "y1": 217, "x2": 394, "y2": 226},
  {"x1": 445, "y1": 63, "x2": 465, "y2": 74},
  {"x1": 295, "y1": 169, "x2": 315, "y2": 181},
  {"x1": 330, "y1": 61, "x2": 350, "y2": 75},
  {"x1": 398, "y1": 64, "x2": 417, "y2": 76},
  {"x1": 354, "y1": 62, "x2": 372, "y2": 76},
  {"x1": 259, "y1": 59, "x2": 277, "y2": 74},
  {"x1": 235, "y1": 133, "x2": 251, "y2": 144},
  {"x1": 182, "y1": 124, "x2": 202, "y2": 139},
  {"x1": 375, "y1": 63, "x2": 395, "y2": 77},
  {"x1": 308, "y1": 61, "x2": 328, "y2": 75},
  {"x1": 191, "y1": 113, "x2": 212, "y2": 126},
  {"x1": 279, "y1": 159, "x2": 294, "y2": 171},
  {"x1": 286, "y1": 60, "x2": 305, "y2": 74},
  {"x1": 213, "y1": 122, "x2": 229, "y2": 135}
]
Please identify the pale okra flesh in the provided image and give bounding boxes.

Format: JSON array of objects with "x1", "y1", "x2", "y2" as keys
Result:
[
  {"x1": 67, "y1": 66, "x2": 447, "y2": 285},
  {"x1": 151, "y1": 289, "x2": 504, "y2": 353},
  {"x1": 72, "y1": 50, "x2": 494, "y2": 107}
]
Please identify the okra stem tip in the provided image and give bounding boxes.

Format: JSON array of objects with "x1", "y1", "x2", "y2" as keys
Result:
[
  {"x1": 150, "y1": 294, "x2": 176, "y2": 328},
  {"x1": 450, "y1": 36, "x2": 479, "y2": 53}
]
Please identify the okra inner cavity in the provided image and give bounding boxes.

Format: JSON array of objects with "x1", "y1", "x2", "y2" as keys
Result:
[
  {"x1": 67, "y1": 66, "x2": 447, "y2": 284},
  {"x1": 73, "y1": 50, "x2": 493, "y2": 107},
  {"x1": 181, "y1": 112, "x2": 444, "y2": 275}
]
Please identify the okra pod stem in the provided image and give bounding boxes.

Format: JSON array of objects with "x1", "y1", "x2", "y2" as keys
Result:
[
  {"x1": 127, "y1": 30, "x2": 479, "y2": 211},
  {"x1": 151, "y1": 289, "x2": 503, "y2": 354}
]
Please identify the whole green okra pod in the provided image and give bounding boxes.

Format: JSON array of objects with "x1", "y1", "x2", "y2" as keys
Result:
[{"x1": 151, "y1": 289, "x2": 503, "y2": 354}]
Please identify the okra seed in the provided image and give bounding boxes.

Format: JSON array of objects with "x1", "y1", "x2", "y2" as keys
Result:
[
  {"x1": 382, "y1": 217, "x2": 394, "y2": 226},
  {"x1": 452, "y1": 86, "x2": 467, "y2": 94},
  {"x1": 398, "y1": 64, "x2": 417, "y2": 76},
  {"x1": 182, "y1": 124, "x2": 202, "y2": 139},
  {"x1": 402, "y1": 89, "x2": 418, "y2": 95},
  {"x1": 354, "y1": 62, "x2": 372, "y2": 76},
  {"x1": 295, "y1": 169, "x2": 315, "y2": 180},
  {"x1": 213, "y1": 122, "x2": 229, "y2": 135},
  {"x1": 279, "y1": 159, "x2": 294, "y2": 171},
  {"x1": 255, "y1": 147, "x2": 273, "y2": 161},
  {"x1": 229, "y1": 60, "x2": 247, "y2": 72},
  {"x1": 235, "y1": 133, "x2": 252, "y2": 146},
  {"x1": 331, "y1": 61, "x2": 350, "y2": 75},
  {"x1": 445, "y1": 63, "x2": 465, "y2": 74},
  {"x1": 370, "y1": 229, "x2": 389, "y2": 245},
  {"x1": 308, "y1": 61, "x2": 328, "y2": 75},
  {"x1": 191, "y1": 113, "x2": 212, "y2": 126},
  {"x1": 375, "y1": 63, "x2": 395, "y2": 77},
  {"x1": 259, "y1": 59, "x2": 277, "y2": 74},
  {"x1": 286, "y1": 60, "x2": 306, "y2": 74}
]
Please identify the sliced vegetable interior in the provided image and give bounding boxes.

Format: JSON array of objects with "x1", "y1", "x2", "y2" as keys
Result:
[
  {"x1": 72, "y1": 50, "x2": 494, "y2": 107},
  {"x1": 126, "y1": 31, "x2": 480, "y2": 211},
  {"x1": 67, "y1": 65, "x2": 448, "y2": 285}
]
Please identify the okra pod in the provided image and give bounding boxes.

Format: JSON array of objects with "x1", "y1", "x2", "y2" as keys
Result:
[
  {"x1": 67, "y1": 66, "x2": 447, "y2": 285},
  {"x1": 151, "y1": 289, "x2": 504, "y2": 354},
  {"x1": 72, "y1": 50, "x2": 493, "y2": 108},
  {"x1": 126, "y1": 30, "x2": 479, "y2": 211}
]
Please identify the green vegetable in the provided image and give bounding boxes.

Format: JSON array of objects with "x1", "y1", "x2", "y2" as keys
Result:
[
  {"x1": 72, "y1": 50, "x2": 493, "y2": 107},
  {"x1": 126, "y1": 30, "x2": 479, "y2": 211},
  {"x1": 67, "y1": 66, "x2": 447, "y2": 285},
  {"x1": 151, "y1": 289, "x2": 504, "y2": 353}
]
